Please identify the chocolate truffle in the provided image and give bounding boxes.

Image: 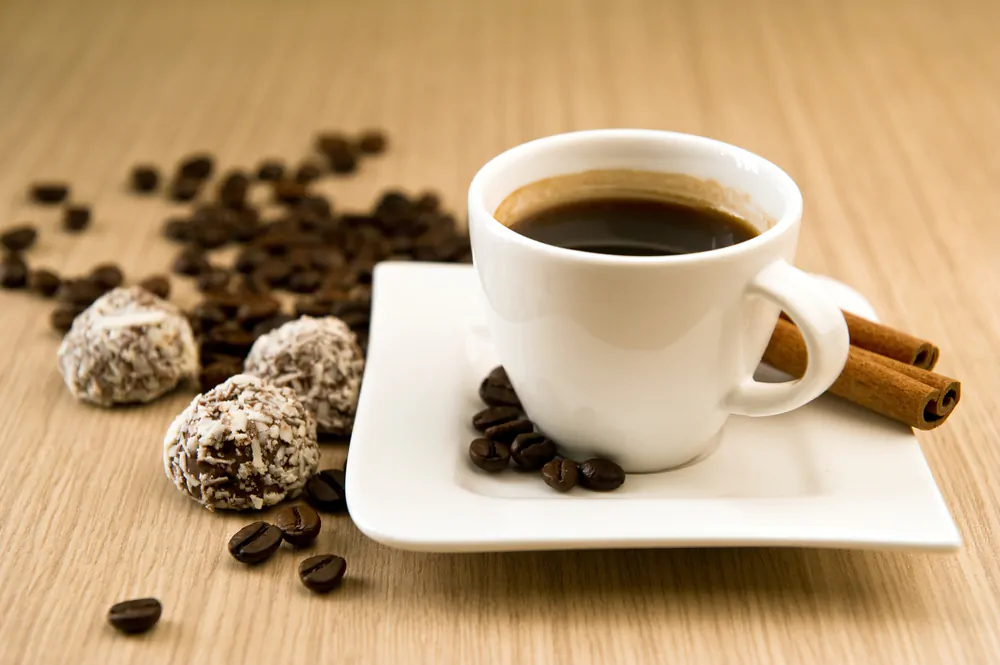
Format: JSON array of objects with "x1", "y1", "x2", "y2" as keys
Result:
[
  {"x1": 57, "y1": 286, "x2": 197, "y2": 406},
  {"x1": 244, "y1": 316, "x2": 364, "y2": 436},
  {"x1": 163, "y1": 374, "x2": 319, "y2": 511}
]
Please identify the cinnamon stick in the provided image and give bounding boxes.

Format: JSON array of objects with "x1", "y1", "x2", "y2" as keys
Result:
[
  {"x1": 764, "y1": 318, "x2": 960, "y2": 430},
  {"x1": 781, "y1": 311, "x2": 939, "y2": 369}
]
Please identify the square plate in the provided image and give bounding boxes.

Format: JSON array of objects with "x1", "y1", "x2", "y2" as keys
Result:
[{"x1": 346, "y1": 263, "x2": 960, "y2": 552}]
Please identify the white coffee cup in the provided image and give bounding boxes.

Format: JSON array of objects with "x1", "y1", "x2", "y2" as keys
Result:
[{"x1": 468, "y1": 129, "x2": 850, "y2": 473}]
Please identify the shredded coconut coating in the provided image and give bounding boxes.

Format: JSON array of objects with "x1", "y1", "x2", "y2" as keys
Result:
[
  {"x1": 162, "y1": 374, "x2": 319, "y2": 511},
  {"x1": 57, "y1": 286, "x2": 197, "y2": 406},
  {"x1": 244, "y1": 316, "x2": 365, "y2": 436}
]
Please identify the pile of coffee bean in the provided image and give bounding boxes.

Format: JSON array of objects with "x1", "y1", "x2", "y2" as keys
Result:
[
  {"x1": 469, "y1": 366, "x2": 626, "y2": 492},
  {"x1": 225, "y1": 472, "x2": 347, "y2": 594}
]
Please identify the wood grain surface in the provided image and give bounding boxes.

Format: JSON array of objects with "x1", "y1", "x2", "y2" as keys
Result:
[{"x1": 2, "y1": 0, "x2": 999, "y2": 663}]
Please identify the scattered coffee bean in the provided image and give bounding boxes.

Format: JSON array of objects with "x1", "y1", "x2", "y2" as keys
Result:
[
  {"x1": 199, "y1": 360, "x2": 242, "y2": 392},
  {"x1": 317, "y1": 133, "x2": 351, "y2": 155},
  {"x1": 63, "y1": 205, "x2": 91, "y2": 232},
  {"x1": 172, "y1": 248, "x2": 211, "y2": 276},
  {"x1": 138, "y1": 275, "x2": 170, "y2": 300},
  {"x1": 0, "y1": 254, "x2": 28, "y2": 289},
  {"x1": 295, "y1": 161, "x2": 323, "y2": 184},
  {"x1": 578, "y1": 459, "x2": 626, "y2": 492},
  {"x1": 190, "y1": 223, "x2": 231, "y2": 250},
  {"x1": 273, "y1": 179, "x2": 307, "y2": 205},
  {"x1": 178, "y1": 153, "x2": 214, "y2": 180},
  {"x1": 541, "y1": 458, "x2": 579, "y2": 492},
  {"x1": 202, "y1": 324, "x2": 256, "y2": 358},
  {"x1": 107, "y1": 598, "x2": 162, "y2": 635},
  {"x1": 472, "y1": 406, "x2": 521, "y2": 432},
  {"x1": 170, "y1": 177, "x2": 201, "y2": 202},
  {"x1": 162, "y1": 217, "x2": 192, "y2": 242},
  {"x1": 274, "y1": 504, "x2": 322, "y2": 547},
  {"x1": 130, "y1": 165, "x2": 160, "y2": 193},
  {"x1": 228, "y1": 522, "x2": 283, "y2": 564},
  {"x1": 236, "y1": 298, "x2": 281, "y2": 328},
  {"x1": 469, "y1": 437, "x2": 511, "y2": 472},
  {"x1": 328, "y1": 149, "x2": 358, "y2": 175},
  {"x1": 414, "y1": 191, "x2": 441, "y2": 213},
  {"x1": 484, "y1": 418, "x2": 533, "y2": 444},
  {"x1": 254, "y1": 258, "x2": 291, "y2": 287},
  {"x1": 510, "y1": 432, "x2": 557, "y2": 470},
  {"x1": 479, "y1": 366, "x2": 521, "y2": 407},
  {"x1": 218, "y1": 171, "x2": 249, "y2": 208},
  {"x1": 304, "y1": 468, "x2": 347, "y2": 513},
  {"x1": 190, "y1": 300, "x2": 227, "y2": 331},
  {"x1": 30, "y1": 182, "x2": 69, "y2": 204},
  {"x1": 90, "y1": 263, "x2": 124, "y2": 291},
  {"x1": 57, "y1": 278, "x2": 104, "y2": 306},
  {"x1": 356, "y1": 129, "x2": 387, "y2": 155},
  {"x1": 196, "y1": 267, "x2": 231, "y2": 293},
  {"x1": 1, "y1": 225, "x2": 38, "y2": 252},
  {"x1": 28, "y1": 268, "x2": 61, "y2": 297},
  {"x1": 50, "y1": 305, "x2": 83, "y2": 333},
  {"x1": 256, "y1": 159, "x2": 285, "y2": 181},
  {"x1": 287, "y1": 270, "x2": 322, "y2": 294},
  {"x1": 235, "y1": 247, "x2": 269, "y2": 274},
  {"x1": 298, "y1": 554, "x2": 347, "y2": 594}
]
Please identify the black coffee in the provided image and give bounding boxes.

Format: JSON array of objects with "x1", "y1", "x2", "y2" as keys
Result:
[{"x1": 508, "y1": 196, "x2": 758, "y2": 256}]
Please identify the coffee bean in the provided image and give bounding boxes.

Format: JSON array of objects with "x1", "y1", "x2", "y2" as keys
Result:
[
  {"x1": 484, "y1": 418, "x2": 533, "y2": 444},
  {"x1": 1, "y1": 225, "x2": 38, "y2": 252},
  {"x1": 328, "y1": 150, "x2": 358, "y2": 175},
  {"x1": 30, "y1": 182, "x2": 68, "y2": 204},
  {"x1": 28, "y1": 268, "x2": 61, "y2": 297},
  {"x1": 471, "y1": 406, "x2": 521, "y2": 432},
  {"x1": 356, "y1": 130, "x2": 388, "y2": 155},
  {"x1": 414, "y1": 191, "x2": 441, "y2": 213},
  {"x1": 510, "y1": 432, "x2": 557, "y2": 470},
  {"x1": 196, "y1": 267, "x2": 231, "y2": 293},
  {"x1": 172, "y1": 248, "x2": 211, "y2": 276},
  {"x1": 162, "y1": 217, "x2": 192, "y2": 242},
  {"x1": 254, "y1": 258, "x2": 291, "y2": 287},
  {"x1": 235, "y1": 297, "x2": 281, "y2": 328},
  {"x1": 170, "y1": 177, "x2": 201, "y2": 202},
  {"x1": 252, "y1": 314, "x2": 296, "y2": 337},
  {"x1": 199, "y1": 360, "x2": 242, "y2": 392},
  {"x1": 274, "y1": 504, "x2": 322, "y2": 547},
  {"x1": 50, "y1": 305, "x2": 83, "y2": 333},
  {"x1": 295, "y1": 161, "x2": 323, "y2": 184},
  {"x1": 469, "y1": 437, "x2": 510, "y2": 472},
  {"x1": 479, "y1": 377, "x2": 520, "y2": 408},
  {"x1": 0, "y1": 254, "x2": 28, "y2": 289},
  {"x1": 57, "y1": 278, "x2": 104, "y2": 305},
  {"x1": 256, "y1": 159, "x2": 285, "y2": 181},
  {"x1": 204, "y1": 292, "x2": 245, "y2": 316},
  {"x1": 130, "y1": 165, "x2": 160, "y2": 193},
  {"x1": 298, "y1": 554, "x2": 347, "y2": 594},
  {"x1": 202, "y1": 324, "x2": 256, "y2": 358},
  {"x1": 541, "y1": 458, "x2": 578, "y2": 492},
  {"x1": 316, "y1": 133, "x2": 351, "y2": 155},
  {"x1": 90, "y1": 263, "x2": 124, "y2": 291},
  {"x1": 287, "y1": 270, "x2": 322, "y2": 294},
  {"x1": 232, "y1": 247, "x2": 266, "y2": 274},
  {"x1": 190, "y1": 300, "x2": 227, "y2": 331},
  {"x1": 273, "y1": 179, "x2": 307, "y2": 205},
  {"x1": 304, "y1": 469, "x2": 347, "y2": 513},
  {"x1": 107, "y1": 598, "x2": 162, "y2": 635},
  {"x1": 578, "y1": 459, "x2": 626, "y2": 492},
  {"x1": 218, "y1": 171, "x2": 249, "y2": 209},
  {"x1": 138, "y1": 275, "x2": 170, "y2": 300},
  {"x1": 63, "y1": 205, "x2": 91, "y2": 232},
  {"x1": 190, "y1": 223, "x2": 231, "y2": 250},
  {"x1": 228, "y1": 522, "x2": 283, "y2": 564},
  {"x1": 231, "y1": 213, "x2": 261, "y2": 243},
  {"x1": 178, "y1": 153, "x2": 214, "y2": 180}
]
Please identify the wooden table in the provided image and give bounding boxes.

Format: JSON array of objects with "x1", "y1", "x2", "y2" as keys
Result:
[{"x1": 2, "y1": 0, "x2": 999, "y2": 662}]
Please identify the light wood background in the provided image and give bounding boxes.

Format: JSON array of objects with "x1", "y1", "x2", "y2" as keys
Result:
[{"x1": 2, "y1": 0, "x2": 999, "y2": 663}]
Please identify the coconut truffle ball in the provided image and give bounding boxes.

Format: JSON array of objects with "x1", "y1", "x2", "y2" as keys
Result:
[
  {"x1": 163, "y1": 374, "x2": 319, "y2": 511},
  {"x1": 244, "y1": 316, "x2": 365, "y2": 436},
  {"x1": 57, "y1": 286, "x2": 197, "y2": 406}
]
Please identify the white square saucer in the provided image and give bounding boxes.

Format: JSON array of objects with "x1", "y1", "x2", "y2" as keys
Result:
[{"x1": 346, "y1": 263, "x2": 960, "y2": 552}]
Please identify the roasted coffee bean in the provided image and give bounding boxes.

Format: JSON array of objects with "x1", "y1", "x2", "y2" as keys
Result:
[
  {"x1": 204, "y1": 292, "x2": 245, "y2": 316},
  {"x1": 479, "y1": 377, "x2": 520, "y2": 408},
  {"x1": 57, "y1": 278, "x2": 103, "y2": 305},
  {"x1": 190, "y1": 300, "x2": 227, "y2": 331},
  {"x1": 236, "y1": 297, "x2": 281, "y2": 327},
  {"x1": 298, "y1": 554, "x2": 347, "y2": 594},
  {"x1": 316, "y1": 133, "x2": 351, "y2": 155},
  {"x1": 170, "y1": 177, "x2": 201, "y2": 202},
  {"x1": 178, "y1": 153, "x2": 214, "y2": 180},
  {"x1": 254, "y1": 258, "x2": 291, "y2": 287},
  {"x1": 172, "y1": 248, "x2": 211, "y2": 276},
  {"x1": 1, "y1": 225, "x2": 38, "y2": 252},
  {"x1": 328, "y1": 149, "x2": 358, "y2": 175},
  {"x1": 196, "y1": 267, "x2": 231, "y2": 293},
  {"x1": 107, "y1": 598, "x2": 162, "y2": 635},
  {"x1": 287, "y1": 270, "x2": 322, "y2": 294},
  {"x1": 90, "y1": 263, "x2": 124, "y2": 291},
  {"x1": 252, "y1": 314, "x2": 296, "y2": 337},
  {"x1": 162, "y1": 217, "x2": 192, "y2": 242},
  {"x1": 510, "y1": 432, "x2": 557, "y2": 470},
  {"x1": 190, "y1": 223, "x2": 231, "y2": 250},
  {"x1": 202, "y1": 324, "x2": 256, "y2": 357},
  {"x1": 274, "y1": 504, "x2": 322, "y2": 547},
  {"x1": 130, "y1": 165, "x2": 160, "y2": 193},
  {"x1": 0, "y1": 254, "x2": 28, "y2": 289},
  {"x1": 356, "y1": 129, "x2": 387, "y2": 155},
  {"x1": 138, "y1": 275, "x2": 170, "y2": 300},
  {"x1": 63, "y1": 205, "x2": 91, "y2": 232},
  {"x1": 256, "y1": 159, "x2": 285, "y2": 181},
  {"x1": 484, "y1": 418, "x2": 533, "y2": 444},
  {"x1": 273, "y1": 179, "x2": 307, "y2": 205},
  {"x1": 231, "y1": 214, "x2": 261, "y2": 243},
  {"x1": 227, "y1": 522, "x2": 283, "y2": 564},
  {"x1": 30, "y1": 182, "x2": 68, "y2": 204},
  {"x1": 472, "y1": 406, "x2": 521, "y2": 432},
  {"x1": 50, "y1": 305, "x2": 83, "y2": 333},
  {"x1": 28, "y1": 268, "x2": 61, "y2": 297},
  {"x1": 298, "y1": 195, "x2": 333, "y2": 219},
  {"x1": 295, "y1": 161, "x2": 323, "y2": 184},
  {"x1": 199, "y1": 360, "x2": 242, "y2": 392},
  {"x1": 234, "y1": 247, "x2": 268, "y2": 274},
  {"x1": 304, "y1": 469, "x2": 347, "y2": 513},
  {"x1": 217, "y1": 170, "x2": 249, "y2": 208},
  {"x1": 469, "y1": 437, "x2": 510, "y2": 472},
  {"x1": 578, "y1": 459, "x2": 626, "y2": 492},
  {"x1": 414, "y1": 191, "x2": 441, "y2": 213},
  {"x1": 541, "y1": 458, "x2": 579, "y2": 492}
]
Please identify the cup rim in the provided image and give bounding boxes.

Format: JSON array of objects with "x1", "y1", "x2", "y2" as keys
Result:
[{"x1": 468, "y1": 129, "x2": 804, "y2": 266}]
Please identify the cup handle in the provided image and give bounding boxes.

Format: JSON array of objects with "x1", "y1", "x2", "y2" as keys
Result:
[{"x1": 726, "y1": 260, "x2": 850, "y2": 417}]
